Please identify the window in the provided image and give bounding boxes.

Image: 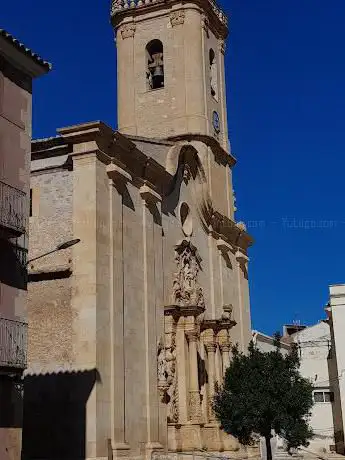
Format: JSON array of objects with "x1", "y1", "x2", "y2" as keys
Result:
[
  {"x1": 209, "y1": 49, "x2": 218, "y2": 101},
  {"x1": 313, "y1": 390, "x2": 334, "y2": 403},
  {"x1": 325, "y1": 392, "x2": 334, "y2": 402},
  {"x1": 146, "y1": 40, "x2": 164, "y2": 90}
]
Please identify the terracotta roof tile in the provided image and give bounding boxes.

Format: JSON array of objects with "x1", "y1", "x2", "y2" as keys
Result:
[{"x1": 0, "y1": 29, "x2": 52, "y2": 70}]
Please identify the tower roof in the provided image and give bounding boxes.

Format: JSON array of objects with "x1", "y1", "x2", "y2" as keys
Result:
[{"x1": 111, "y1": 0, "x2": 228, "y2": 37}]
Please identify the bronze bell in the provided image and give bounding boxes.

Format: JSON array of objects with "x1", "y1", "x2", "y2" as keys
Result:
[
  {"x1": 153, "y1": 65, "x2": 164, "y2": 78},
  {"x1": 152, "y1": 65, "x2": 164, "y2": 87}
]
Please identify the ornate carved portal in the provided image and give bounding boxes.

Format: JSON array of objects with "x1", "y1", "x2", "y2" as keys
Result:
[
  {"x1": 157, "y1": 239, "x2": 237, "y2": 451},
  {"x1": 172, "y1": 240, "x2": 205, "y2": 308}
]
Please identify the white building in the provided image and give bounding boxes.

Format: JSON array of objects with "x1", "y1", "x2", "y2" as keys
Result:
[
  {"x1": 254, "y1": 318, "x2": 343, "y2": 457},
  {"x1": 252, "y1": 330, "x2": 290, "y2": 355},
  {"x1": 292, "y1": 322, "x2": 335, "y2": 454},
  {"x1": 327, "y1": 284, "x2": 345, "y2": 455}
]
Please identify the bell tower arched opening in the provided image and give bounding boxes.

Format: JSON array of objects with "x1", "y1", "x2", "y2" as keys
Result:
[
  {"x1": 146, "y1": 40, "x2": 164, "y2": 90},
  {"x1": 209, "y1": 48, "x2": 218, "y2": 101}
]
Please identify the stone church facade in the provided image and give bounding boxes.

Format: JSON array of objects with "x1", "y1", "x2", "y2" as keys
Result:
[{"x1": 25, "y1": 1, "x2": 254, "y2": 459}]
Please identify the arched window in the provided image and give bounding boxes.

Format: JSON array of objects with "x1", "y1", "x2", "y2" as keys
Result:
[
  {"x1": 146, "y1": 40, "x2": 164, "y2": 90},
  {"x1": 209, "y1": 49, "x2": 218, "y2": 100}
]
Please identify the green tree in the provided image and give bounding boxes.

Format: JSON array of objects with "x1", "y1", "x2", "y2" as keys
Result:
[{"x1": 214, "y1": 337, "x2": 314, "y2": 460}]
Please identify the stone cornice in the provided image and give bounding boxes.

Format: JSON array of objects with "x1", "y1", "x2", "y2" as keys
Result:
[
  {"x1": 164, "y1": 305, "x2": 205, "y2": 318},
  {"x1": 111, "y1": 0, "x2": 228, "y2": 39},
  {"x1": 217, "y1": 238, "x2": 235, "y2": 254},
  {"x1": 57, "y1": 121, "x2": 114, "y2": 150},
  {"x1": 166, "y1": 133, "x2": 236, "y2": 168},
  {"x1": 107, "y1": 163, "x2": 133, "y2": 183},
  {"x1": 31, "y1": 146, "x2": 71, "y2": 163},
  {"x1": 211, "y1": 211, "x2": 254, "y2": 251},
  {"x1": 113, "y1": 132, "x2": 172, "y2": 196},
  {"x1": 32, "y1": 136, "x2": 66, "y2": 151},
  {"x1": 201, "y1": 318, "x2": 237, "y2": 332},
  {"x1": 140, "y1": 184, "x2": 162, "y2": 203},
  {"x1": 30, "y1": 122, "x2": 252, "y2": 253}
]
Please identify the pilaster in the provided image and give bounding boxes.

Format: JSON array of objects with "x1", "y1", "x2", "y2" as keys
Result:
[
  {"x1": 117, "y1": 20, "x2": 136, "y2": 134},
  {"x1": 236, "y1": 250, "x2": 251, "y2": 353},
  {"x1": 107, "y1": 164, "x2": 131, "y2": 456},
  {"x1": 71, "y1": 150, "x2": 111, "y2": 459},
  {"x1": 140, "y1": 184, "x2": 164, "y2": 454}
]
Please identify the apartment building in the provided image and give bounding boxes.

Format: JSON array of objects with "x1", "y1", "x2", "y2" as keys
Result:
[{"x1": 0, "y1": 29, "x2": 50, "y2": 460}]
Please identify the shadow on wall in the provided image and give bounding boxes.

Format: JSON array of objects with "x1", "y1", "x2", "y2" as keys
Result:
[
  {"x1": 0, "y1": 375, "x2": 23, "y2": 428},
  {"x1": 0, "y1": 239, "x2": 27, "y2": 290},
  {"x1": 22, "y1": 369, "x2": 98, "y2": 460}
]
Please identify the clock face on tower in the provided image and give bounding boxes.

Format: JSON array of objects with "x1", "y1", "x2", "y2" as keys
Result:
[{"x1": 212, "y1": 111, "x2": 220, "y2": 133}]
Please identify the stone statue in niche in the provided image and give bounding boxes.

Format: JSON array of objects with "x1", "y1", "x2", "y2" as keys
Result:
[
  {"x1": 172, "y1": 240, "x2": 205, "y2": 308},
  {"x1": 221, "y1": 304, "x2": 233, "y2": 322}
]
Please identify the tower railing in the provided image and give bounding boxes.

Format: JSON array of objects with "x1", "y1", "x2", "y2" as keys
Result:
[{"x1": 111, "y1": 0, "x2": 228, "y2": 27}]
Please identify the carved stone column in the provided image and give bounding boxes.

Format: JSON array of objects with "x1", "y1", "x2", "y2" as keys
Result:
[
  {"x1": 218, "y1": 329, "x2": 231, "y2": 377},
  {"x1": 205, "y1": 342, "x2": 217, "y2": 422},
  {"x1": 220, "y1": 343, "x2": 231, "y2": 376},
  {"x1": 236, "y1": 249, "x2": 251, "y2": 353},
  {"x1": 186, "y1": 330, "x2": 201, "y2": 423},
  {"x1": 203, "y1": 330, "x2": 223, "y2": 452}
]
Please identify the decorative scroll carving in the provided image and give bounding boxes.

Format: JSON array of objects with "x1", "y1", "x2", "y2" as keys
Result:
[
  {"x1": 221, "y1": 304, "x2": 233, "y2": 322},
  {"x1": 218, "y1": 39, "x2": 226, "y2": 54},
  {"x1": 183, "y1": 164, "x2": 192, "y2": 185},
  {"x1": 157, "y1": 338, "x2": 168, "y2": 398},
  {"x1": 170, "y1": 10, "x2": 185, "y2": 27},
  {"x1": 166, "y1": 334, "x2": 178, "y2": 423},
  {"x1": 201, "y1": 14, "x2": 209, "y2": 35},
  {"x1": 120, "y1": 23, "x2": 136, "y2": 39},
  {"x1": 189, "y1": 390, "x2": 201, "y2": 422},
  {"x1": 158, "y1": 326, "x2": 179, "y2": 422},
  {"x1": 172, "y1": 240, "x2": 205, "y2": 308}
]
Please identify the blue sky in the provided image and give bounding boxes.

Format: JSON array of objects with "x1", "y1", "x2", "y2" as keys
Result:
[{"x1": 3, "y1": 1, "x2": 345, "y2": 335}]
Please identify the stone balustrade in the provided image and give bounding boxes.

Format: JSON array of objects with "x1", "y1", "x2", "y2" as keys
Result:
[{"x1": 111, "y1": 0, "x2": 228, "y2": 28}]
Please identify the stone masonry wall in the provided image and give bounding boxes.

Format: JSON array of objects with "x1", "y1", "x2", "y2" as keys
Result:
[{"x1": 27, "y1": 166, "x2": 74, "y2": 372}]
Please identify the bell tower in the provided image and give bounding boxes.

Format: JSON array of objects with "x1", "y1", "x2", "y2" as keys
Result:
[{"x1": 111, "y1": 0, "x2": 230, "y2": 151}]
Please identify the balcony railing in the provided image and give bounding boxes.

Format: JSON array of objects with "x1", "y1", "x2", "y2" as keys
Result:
[
  {"x1": 0, "y1": 180, "x2": 26, "y2": 236},
  {"x1": 0, "y1": 317, "x2": 28, "y2": 370}
]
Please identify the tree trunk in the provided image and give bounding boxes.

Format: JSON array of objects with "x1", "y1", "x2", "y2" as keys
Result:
[{"x1": 265, "y1": 435, "x2": 273, "y2": 460}]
